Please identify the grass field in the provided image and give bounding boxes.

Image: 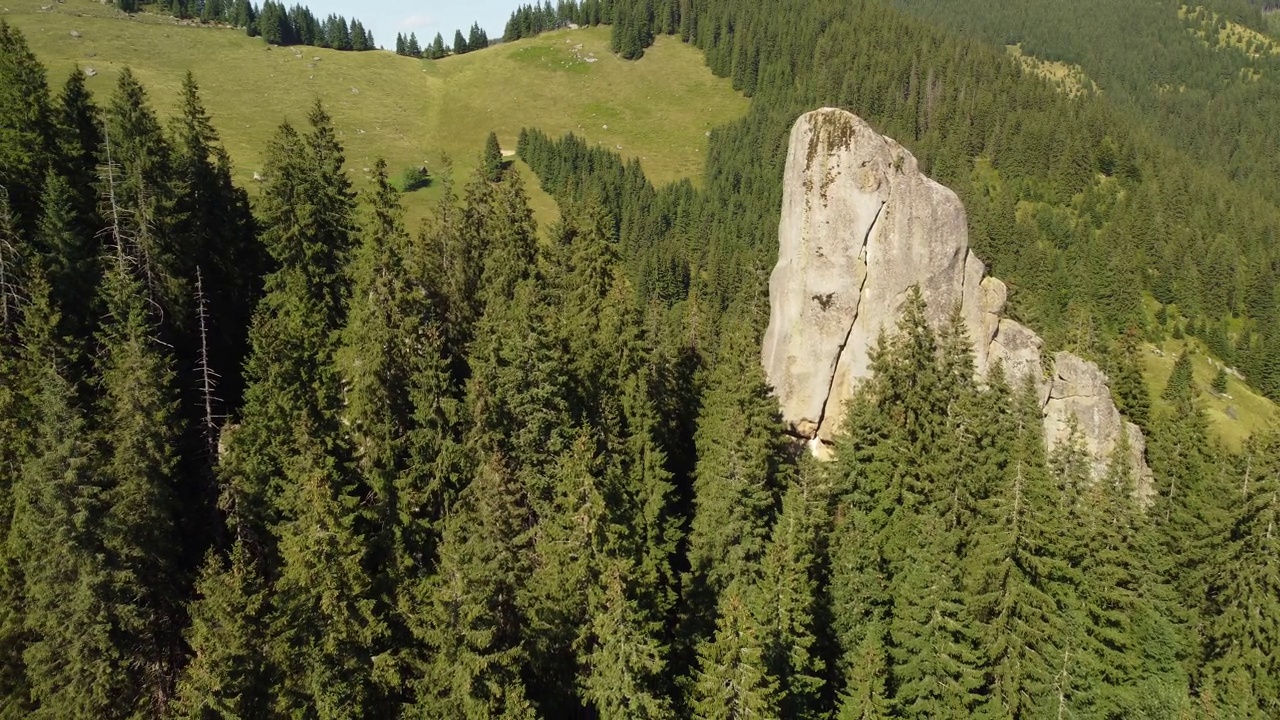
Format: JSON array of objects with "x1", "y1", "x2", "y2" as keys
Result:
[
  {"x1": 1143, "y1": 337, "x2": 1277, "y2": 451},
  {"x1": 3, "y1": 0, "x2": 748, "y2": 228},
  {"x1": 1005, "y1": 44, "x2": 1097, "y2": 97}
]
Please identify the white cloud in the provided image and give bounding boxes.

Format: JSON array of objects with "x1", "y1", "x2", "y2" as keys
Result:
[{"x1": 397, "y1": 14, "x2": 434, "y2": 31}]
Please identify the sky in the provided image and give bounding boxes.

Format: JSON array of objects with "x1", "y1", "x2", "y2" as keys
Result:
[{"x1": 296, "y1": 0, "x2": 519, "y2": 50}]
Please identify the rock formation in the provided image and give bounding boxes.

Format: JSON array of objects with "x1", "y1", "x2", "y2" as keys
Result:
[{"x1": 762, "y1": 108, "x2": 1152, "y2": 498}]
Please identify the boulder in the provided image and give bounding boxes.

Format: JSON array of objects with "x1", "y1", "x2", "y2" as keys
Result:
[{"x1": 763, "y1": 107, "x2": 1151, "y2": 495}]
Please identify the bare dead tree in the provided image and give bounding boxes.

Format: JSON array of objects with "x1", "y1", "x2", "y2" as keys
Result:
[
  {"x1": 0, "y1": 186, "x2": 24, "y2": 334},
  {"x1": 99, "y1": 123, "x2": 168, "y2": 329},
  {"x1": 195, "y1": 266, "x2": 223, "y2": 462}
]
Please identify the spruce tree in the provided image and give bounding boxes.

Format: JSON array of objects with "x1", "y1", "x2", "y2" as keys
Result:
[
  {"x1": 520, "y1": 434, "x2": 607, "y2": 713},
  {"x1": 1068, "y1": 436, "x2": 1151, "y2": 717},
  {"x1": 94, "y1": 257, "x2": 185, "y2": 717},
  {"x1": 0, "y1": 22, "x2": 52, "y2": 234},
  {"x1": 964, "y1": 375, "x2": 1070, "y2": 719},
  {"x1": 685, "y1": 316, "x2": 787, "y2": 606},
  {"x1": 752, "y1": 462, "x2": 828, "y2": 720},
  {"x1": 1162, "y1": 350, "x2": 1194, "y2": 403},
  {"x1": 828, "y1": 288, "x2": 949, "y2": 661},
  {"x1": 173, "y1": 542, "x2": 272, "y2": 719},
  {"x1": 835, "y1": 623, "x2": 892, "y2": 720},
  {"x1": 1108, "y1": 329, "x2": 1151, "y2": 430},
  {"x1": 1147, "y1": 386, "x2": 1225, "y2": 623},
  {"x1": 1212, "y1": 366, "x2": 1228, "y2": 394},
  {"x1": 408, "y1": 454, "x2": 536, "y2": 718},
  {"x1": 33, "y1": 170, "x2": 97, "y2": 360},
  {"x1": 469, "y1": 21, "x2": 489, "y2": 51},
  {"x1": 691, "y1": 589, "x2": 779, "y2": 719},
  {"x1": 1204, "y1": 426, "x2": 1280, "y2": 717},
  {"x1": 52, "y1": 68, "x2": 102, "y2": 230},
  {"x1": 483, "y1": 131, "x2": 504, "y2": 183},
  {"x1": 581, "y1": 559, "x2": 673, "y2": 719},
  {"x1": 8, "y1": 274, "x2": 119, "y2": 719},
  {"x1": 417, "y1": 158, "x2": 481, "y2": 380},
  {"x1": 170, "y1": 71, "x2": 259, "y2": 409},
  {"x1": 267, "y1": 426, "x2": 385, "y2": 717},
  {"x1": 475, "y1": 156, "x2": 537, "y2": 310},
  {"x1": 0, "y1": 192, "x2": 33, "y2": 719},
  {"x1": 102, "y1": 68, "x2": 189, "y2": 338},
  {"x1": 886, "y1": 514, "x2": 984, "y2": 719},
  {"x1": 337, "y1": 159, "x2": 462, "y2": 696},
  {"x1": 219, "y1": 103, "x2": 356, "y2": 550},
  {"x1": 454, "y1": 28, "x2": 469, "y2": 54}
]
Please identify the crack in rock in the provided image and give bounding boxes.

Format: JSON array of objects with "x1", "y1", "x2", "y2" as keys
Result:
[{"x1": 812, "y1": 200, "x2": 885, "y2": 443}]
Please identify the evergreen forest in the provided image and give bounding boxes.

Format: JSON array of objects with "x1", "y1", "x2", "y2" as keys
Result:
[
  {"x1": 115, "y1": 0, "x2": 377, "y2": 53},
  {"x1": 1, "y1": 0, "x2": 1280, "y2": 715}
]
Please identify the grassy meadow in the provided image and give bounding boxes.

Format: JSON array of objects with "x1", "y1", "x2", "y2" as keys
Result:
[
  {"x1": 3, "y1": 0, "x2": 748, "y2": 228},
  {"x1": 1143, "y1": 337, "x2": 1277, "y2": 451}
]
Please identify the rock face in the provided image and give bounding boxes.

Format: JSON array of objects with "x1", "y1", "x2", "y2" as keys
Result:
[{"x1": 762, "y1": 108, "x2": 1152, "y2": 496}]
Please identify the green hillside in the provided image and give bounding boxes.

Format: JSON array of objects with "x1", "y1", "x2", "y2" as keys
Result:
[
  {"x1": 9, "y1": 0, "x2": 1274, "y2": 447},
  {"x1": 1145, "y1": 337, "x2": 1278, "y2": 450},
  {"x1": 4, "y1": 0, "x2": 747, "y2": 226},
  {"x1": 5, "y1": 0, "x2": 1280, "y2": 716}
]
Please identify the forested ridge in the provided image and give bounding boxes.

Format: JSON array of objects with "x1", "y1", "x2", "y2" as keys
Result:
[
  {"x1": 116, "y1": 0, "x2": 378, "y2": 52},
  {"x1": 1, "y1": 0, "x2": 1280, "y2": 716},
  {"x1": 525, "y1": 0, "x2": 1280, "y2": 403}
]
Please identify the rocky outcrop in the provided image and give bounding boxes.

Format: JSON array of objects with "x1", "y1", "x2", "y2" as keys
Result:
[{"x1": 762, "y1": 108, "x2": 1152, "y2": 495}]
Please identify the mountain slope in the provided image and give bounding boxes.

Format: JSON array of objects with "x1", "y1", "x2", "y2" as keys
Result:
[{"x1": 5, "y1": 0, "x2": 747, "y2": 225}]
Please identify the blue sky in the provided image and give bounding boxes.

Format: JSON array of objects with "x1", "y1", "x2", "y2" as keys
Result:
[{"x1": 298, "y1": 0, "x2": 519, "y2": 50}]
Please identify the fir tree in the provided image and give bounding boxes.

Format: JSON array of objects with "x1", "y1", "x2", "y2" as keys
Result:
[
  {"x1": 1162, "y1": 350, "x2": 1194, "y2": 404},
  {"x1": 8, "y1": 274, "x2": 119, "y2": 719},
  {"x1": 685, "y1": 316, "x2": 788, "y2": 606},
  {"x1": 173, "y1": 542, "x2": 272, "y2": 719},
  {"x1": 691, "y1": 589, "x2": 779, "y2": 719},
  {"x1": 94, "y1": 257, "x2": 185, "y2": 717},
  {"x1": 580, "y1": 559, "x2": 673, "y2": 720},
  {"x1": 1204, "y1": 426, "x2": 1280, "y2": 717},
  {"x1": 483, "y1": 131, "x2": 505, "y2": 183},
  {"x1": 0, "y1": 22, "x2": 52, "y2": 235},
  {"x1": 408, "y1": 454, "x2": 536, "y2": 718},
  {"x1": 752, "y1": 462, "x2": 828, "y2": 720}
]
